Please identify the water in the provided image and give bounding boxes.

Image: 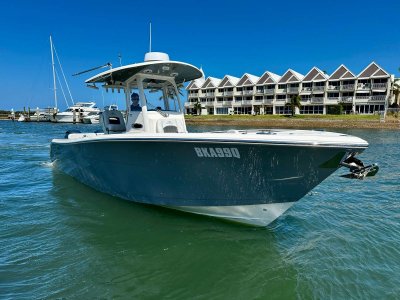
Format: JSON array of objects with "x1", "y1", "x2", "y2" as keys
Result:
[{"x1": 1, "y1": 121, "x2": 399, "y2": 299}]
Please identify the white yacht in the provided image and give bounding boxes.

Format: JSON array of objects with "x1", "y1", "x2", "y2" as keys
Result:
[
  {"x1": 51, "y1": 102, "x2": 100, "y2": 123},
  {"x1": 50, "y1": 52, "x2": 374, "y2": 226},
  {"x1": 82, "y1": 105, "x2": 118, "y2": 124},
  {"x1": 30, "y1": 107, "x2": 55, "y2": 122},
  {"x1": 82, "y1": 111, "x2": 100, "y2": 124}
]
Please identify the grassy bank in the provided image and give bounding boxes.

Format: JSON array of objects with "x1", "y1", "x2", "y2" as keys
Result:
[{"x1": 185, "y1": 114, "x2": 400, "y2": 129}]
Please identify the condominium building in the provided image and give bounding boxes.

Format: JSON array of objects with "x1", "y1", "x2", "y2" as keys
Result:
[{"x1": 185, "y1": 62, "x2": 394, "y2": 115}]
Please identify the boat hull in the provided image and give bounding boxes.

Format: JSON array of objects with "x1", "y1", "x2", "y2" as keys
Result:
[
  {"x1": 52, "y1": 113, "x2": 82, "y2": 123},
  {"x1": 51, "y1": 137, "x2": 353, "y2": 224},
  {"x1": 167, "y1": 202, "x2": 296, "y2": 226}
]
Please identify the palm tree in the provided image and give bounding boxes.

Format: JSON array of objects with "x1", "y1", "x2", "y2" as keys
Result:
[
  {"x1": 391, "y1": 82, "x2": 400, "y2": 108},
  {"x1": 160, "y1": 83, "x2": 185, "y2": 100},
  {"x1": 194, "y1": 101, "x2": 202, "y2": 115},
  {"x1": 286, "y1": 95, "x2": 302, "y2": 116}
]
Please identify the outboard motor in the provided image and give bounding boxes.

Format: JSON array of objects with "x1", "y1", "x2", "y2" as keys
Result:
[
  {"x1": 340, "y1": 152, "x2": 379, "y2": 179},
  {"x1": 100, "y1": 110, "x2": 126, "y2": 134}
]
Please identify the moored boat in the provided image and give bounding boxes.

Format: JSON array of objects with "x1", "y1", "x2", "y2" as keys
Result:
[{"x1": 51, "y1": 102, "x2": 100, "y2": 123}]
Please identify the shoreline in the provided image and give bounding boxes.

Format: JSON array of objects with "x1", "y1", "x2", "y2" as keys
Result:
[
  {"x1": 2, "y1": 115, "x2": 399, "y2": 130},
  {"x1": 185, "y1": 116, "x2": 400, "y2": 129}
]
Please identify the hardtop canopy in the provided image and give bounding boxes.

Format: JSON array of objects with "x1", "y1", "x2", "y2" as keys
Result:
[{"x1": 85, "y1": 60, "x2": 203, "y2": 87}]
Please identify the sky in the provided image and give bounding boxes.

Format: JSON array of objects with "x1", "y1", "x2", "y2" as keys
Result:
[{"x1": 0, "y1": 0, "x2": 399, "y2": 111}]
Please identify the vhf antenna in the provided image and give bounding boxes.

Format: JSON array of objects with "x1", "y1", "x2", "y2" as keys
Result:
[{"x1": 149, "y1": 22, "x2": 152, "y2": 52}]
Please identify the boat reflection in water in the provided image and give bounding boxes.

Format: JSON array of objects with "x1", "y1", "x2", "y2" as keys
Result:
[{"x1": 50, "y1": 51, "x2": 372, "y2": 226}]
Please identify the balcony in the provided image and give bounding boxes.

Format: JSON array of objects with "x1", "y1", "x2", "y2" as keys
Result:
[
  {"x1": 287, "y1": 87, "x2": 299, "y2": 93},
  {"x1": 264, "y1": 88, "x2": 275, "y2": 94},
  {"x1": 300, "y1": 98, "x2": 311, "y2": 104},
  {"x1": 327, "y1": 97, "x2": 340, "y2": 101},
  {"x1": 372, "y1": 83, "x2": 387, "y2": 90},
  {"x1": 357, "y1": 83, "x2": 371, "y2": 90},
  {"x1": 353, "y1": 95, "x2": 385, "y2": 102},
  {"x1": 341, "y1": 96, "x2": 354, "y2": 102},
  {"x1": 301, "y1": 87, "x2": 312, "y2": 92},
  {"x1": 223, "y1": 91, "x2": 233, "y2": 96},
  {"x1": 255, "y1": 89, "x2": 264, "y2": 95},
  {"x1": 341, "y1": 84, "x2": 355, "y2": 91},
  {"x1": 205, "y1": 92, "x2": 215, "y2": 97},
  {"x1": 370, "y1": 95, "x2": 386, "y2": 101},
  {"x1": 233, "y1": 100, "x2": 242, "y2": 106},
  {"x1": 187, "y1": 98, "x2": 199, "y2": 104},
  {"x1": 241, "y1": 100, "x2": 252, "y2": 105},
  {"x1": 313, "y1": 86, "x2": 325, "y2": 91},
  {"x1": 311, "y1": 97, "x2": 324, "y2": 103},
  {"x1": 355, "y1": 96, "x2": 370, "y2": 100},
  {"x1": 188, "y1": 93, "x2": 198, "y2": 97},
  {"x1": 263, "y1": 98, "x2": 273, "y2": 104},
  {"x1": 205, "y1": 100, "x2": 215, "y2": 106},
  {"x1": 276, "y1": 88, "x2": 287, "y2": 94},
  {"x1": 327, "y1": 85, "x2": 340, "y2": 91},
  {"x1": 243, "y1": 90, "x2": 254, "y2": 96}
]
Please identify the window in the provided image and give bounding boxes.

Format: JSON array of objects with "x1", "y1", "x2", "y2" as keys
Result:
[
  {"x1": 373, "y1": 78, "x2": 388, "y2": 83},
  {"x1": 275, "y1": 106, "x2": 291, "y2": 115},
  {"x1": 216, "y1": 107, "x2": 229, "y2": 114},
  {"x1": 141, "y1": 79, "x2": 181, "y2": 112},
  {"x1": 300, "y1": 105, "x2": 323, "y2": 115},
  {"x1": 234, "y1": 106, "x2": 252, "y2": 115}
]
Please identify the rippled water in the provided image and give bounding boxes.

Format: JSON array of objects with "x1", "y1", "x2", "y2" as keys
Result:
[{"x1": 1, "y1": 121, "x2": 399, "y2": 299}]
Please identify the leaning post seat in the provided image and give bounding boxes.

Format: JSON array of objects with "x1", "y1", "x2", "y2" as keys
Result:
[{"x1": 100, "y1": 110, "x2": 126, "y2": 134}]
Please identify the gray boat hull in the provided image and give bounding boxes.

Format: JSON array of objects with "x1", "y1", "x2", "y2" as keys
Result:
[{"x1": 50, "y1": 138, "x2": 348, "y2": 207}]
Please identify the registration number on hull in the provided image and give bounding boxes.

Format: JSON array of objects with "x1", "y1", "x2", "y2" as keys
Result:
[{"x1": 194, "y1": 147, "x2": 240, "y2": 159}]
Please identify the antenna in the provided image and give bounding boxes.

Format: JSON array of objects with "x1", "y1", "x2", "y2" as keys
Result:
[
  {"x1": 149, "y1": 22, "x2": 152, "y2": 53},
  {"x1": 72, "y1": 62, "x2": 112, "y2": 76}
]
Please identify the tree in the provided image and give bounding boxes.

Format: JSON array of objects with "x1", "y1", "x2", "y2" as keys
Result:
[
  {"x1": 286, "y1": 95, "x2": 302, "y2": 116},
  {"x1": 194, "y1": 101, "x2": 202, "y2": 115},
  {"x1": 391, "y1": 82, "x2": 400, "y2": 108}
]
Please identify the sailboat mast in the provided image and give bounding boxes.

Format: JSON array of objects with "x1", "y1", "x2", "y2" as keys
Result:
[{"x1": 50, "y1": 35, "x2": 58, "y2": 109}]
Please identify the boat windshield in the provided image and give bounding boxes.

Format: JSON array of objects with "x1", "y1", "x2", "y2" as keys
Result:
[{"x1": 141, "y1": 78, "x2": 181, "y2": 112}]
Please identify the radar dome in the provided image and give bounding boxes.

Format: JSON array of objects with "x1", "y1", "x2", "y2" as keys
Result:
[{"x1": 144, "y1": 52, "x2": 170, "y2": 62}]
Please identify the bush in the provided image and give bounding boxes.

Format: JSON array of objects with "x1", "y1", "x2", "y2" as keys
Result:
[{"x1": 327, "y1": 104, "x2": 343, "y2": 115}]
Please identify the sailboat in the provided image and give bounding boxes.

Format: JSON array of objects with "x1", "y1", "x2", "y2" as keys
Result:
[{"x1": 48, "y1": 35, "x2": 99, "y2": 123}]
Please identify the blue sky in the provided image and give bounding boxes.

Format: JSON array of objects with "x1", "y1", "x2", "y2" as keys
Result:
[{"x1": 1, "y1": 0, "x2": 399, "y2": 111}]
